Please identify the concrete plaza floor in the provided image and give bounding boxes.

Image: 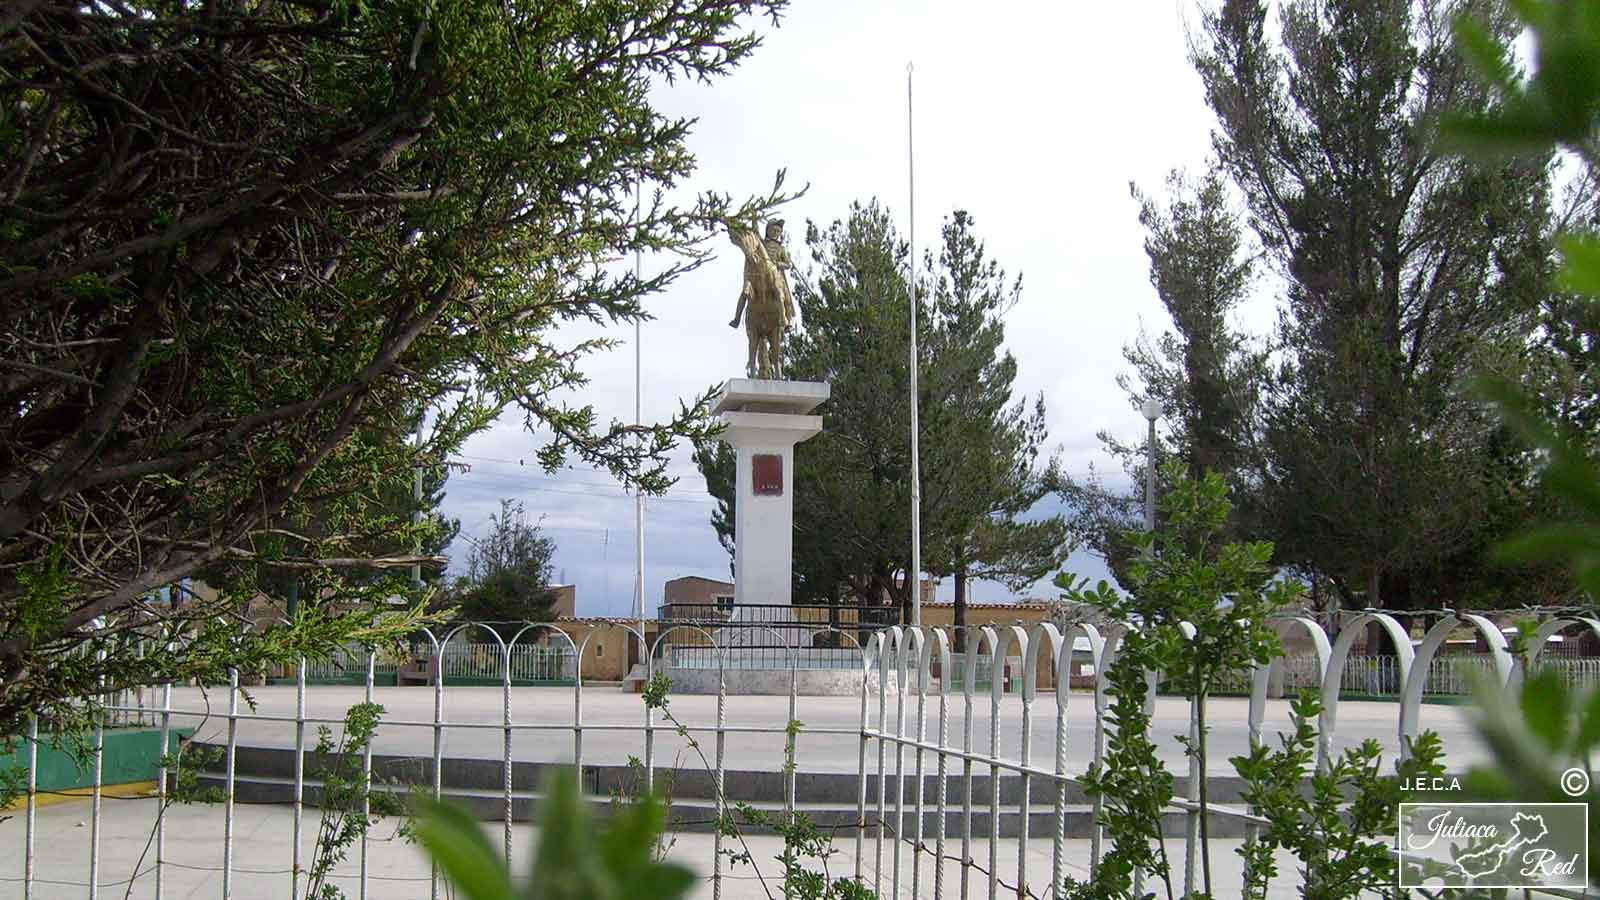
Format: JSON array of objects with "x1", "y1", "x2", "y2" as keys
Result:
[
  {"x1": 1, "y1": 794, "x2": 1320, "y2": 899},
  {"x1": 0, "y1": 684, "x2": 1477, "y2": 898},
  {"x1": 153, "y1": 683, "x2": 1486, "y2": 776}
]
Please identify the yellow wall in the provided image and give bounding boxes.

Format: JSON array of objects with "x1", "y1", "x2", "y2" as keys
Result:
[
  {"x1": 547, "y1": 620, "x2": 639, "y2": 682},
  {"x1": 915, "y1": 604, "x2": 1058, "y2": 690}
]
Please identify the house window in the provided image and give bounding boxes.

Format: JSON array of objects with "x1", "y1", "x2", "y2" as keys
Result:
[
  {"x1": 714, "y1": 594, "x2": 734, "y2": 615},
  {"x1": 596, "y1": 643, "x2": 604, "y2": 657}
]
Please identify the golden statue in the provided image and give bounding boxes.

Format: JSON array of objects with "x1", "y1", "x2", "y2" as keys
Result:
[{"x1": 727, "y1": 217, "x2": 796, "y2": 379}]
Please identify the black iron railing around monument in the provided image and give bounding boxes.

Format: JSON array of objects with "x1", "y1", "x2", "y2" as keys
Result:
[{"x1": 654, "y1": 601, "x2": 903, "y2": 669}]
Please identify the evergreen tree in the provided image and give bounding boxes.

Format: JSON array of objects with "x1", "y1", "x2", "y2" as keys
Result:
[
  {"x1": 0, "y1": 0, "x2": 787, "y2": 733},
  {"x1": 919, "y1": 212, "x2": 1070, "y2": 648},
  {"x1": 1192, "y1": 0, "x2": 1561, "y2": 610},
  {"x1": 1062, "y1": 166, "x2": 1265, "y2": 586},
  {"x1": 446, "y1": 500, "x2": 557, "y2": 639}
]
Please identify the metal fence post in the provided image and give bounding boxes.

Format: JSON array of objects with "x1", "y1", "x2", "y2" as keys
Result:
[
  {"x1": 292, "y1": 655, "x2": 307, "y2": 900},
  {"x1": 223, "y1": 666, "x2": 239, "y2": 899},
  {"x1": 23, "y1": 714, "x2": 37, "y2": 900}
]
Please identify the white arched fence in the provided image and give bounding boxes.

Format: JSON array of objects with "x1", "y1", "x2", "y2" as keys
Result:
[{"x1": 10, "y1": 612, "x2": 1598, "y2": 900}]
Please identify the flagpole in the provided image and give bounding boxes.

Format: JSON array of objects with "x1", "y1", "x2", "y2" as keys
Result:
[
  {"x1": 907, "y1": 63, "x2": 922, "y2": 628},
  {"x1": 634, "y1": 177, "x2": 646, "y2": 624}
]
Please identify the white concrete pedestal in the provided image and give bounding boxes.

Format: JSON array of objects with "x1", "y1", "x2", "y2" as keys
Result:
[{"x1": 712, "y1": 378, "x2": 830, "y2": 611}]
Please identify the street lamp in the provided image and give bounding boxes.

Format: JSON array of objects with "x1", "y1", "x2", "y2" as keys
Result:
[{"x1": 1140, "y1": 398, "x2": 1163, "y2": 533}]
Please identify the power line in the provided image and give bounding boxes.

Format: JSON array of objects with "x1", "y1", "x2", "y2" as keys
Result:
[
  {"x1": 445, "y1": 469, "x2": 718, "y2": 505},
  {"x1": 451, "y1": 453, "x2": 709, "y2": 485}
]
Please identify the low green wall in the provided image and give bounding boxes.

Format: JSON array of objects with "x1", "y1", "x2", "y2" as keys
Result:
[{"x1": 2, "y1": 727, "x2": 193, "y2": 792}]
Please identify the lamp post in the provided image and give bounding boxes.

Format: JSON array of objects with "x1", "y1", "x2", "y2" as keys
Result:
[{"x1": 1140, "y1": 398, "x2": 1163, "y2": 533}]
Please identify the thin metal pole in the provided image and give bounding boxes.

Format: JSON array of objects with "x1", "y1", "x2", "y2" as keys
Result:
[
  {"x1": 933, "y1": 659, "x2": 949, "y2": 900},
  {"x1": 1144, "y1": 415, "x2": 1157, "y2": 533},
  {"x1": 431, "y1": 639, "x2": 446, "y2": 900},
  {"x1": 634, "y1": 176, "x2": 646, "y2": 623},
  {"x1": 910, "y1": 646, "x2": 928, "y2": 897},
  {"x1": 713, "y1": 662, "x2": 727, "y2": 900},
  {"x1": 360, "y1": 652, "x2": 375, "y2": 900},
  {"x1": 223, "y1": 667, "x2": 239, "y2": 900},
  {"x1": 1184, "y1": 692, "x2": 1202, "y2": 896},
  {"x1": 503, "y1": 645, "x2": 513, "y2": 866},
  {"x1": 874, "y1": 637, "x2": 893, "y2": 897},
  {"x1": 156, "y1": 673, "x2": 171, "y2": 900},
  {"x1": 1017, "y1": 685, "x2": 1034, "y2": 900},
  {"x1": 292, "y1": 657, "x2": 307, "y2": 900},
  {"x1": 907, "y1": 62, "x2": 922, "y2": 628},
  {"x1": 24, "y1": 715, "x2": 36, "y2": 900},
  {"x1": 413, "y1": 418, "x2": 424, "y2": 590},
  {"x1": 89, "y1": 682, "x2": 104, "y2": 900},
  {"x1": 854, "y1": 652, "x2": 871, "y2": 885},
  {"x1": 891, "y1": 652, "x2": 907, "y2": 899}
]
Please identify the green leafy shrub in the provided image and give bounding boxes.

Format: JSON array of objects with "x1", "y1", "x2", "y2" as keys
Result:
[
  {"x1": 416, "y1": 771, "x2": 694, "y2": 900},
  {"x1": 1233, "y1": 692, "x2": 1446, "y2": 900},
  {"x1": 1057, "y1": 465, "x2": 1301, "y2": 898}
]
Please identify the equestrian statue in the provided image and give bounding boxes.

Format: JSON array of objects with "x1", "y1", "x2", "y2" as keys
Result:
[{"x1": 727, "y1": 216, "x2": 795, "y2": 380}]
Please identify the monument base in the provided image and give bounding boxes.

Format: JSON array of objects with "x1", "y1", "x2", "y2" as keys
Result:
[
  {"x1": 660, "y1": 660, "x2": 894, "y2": 696},
  {"x1": 714, "y1": 379, "x2": 828, "y2": 610},
  {"x1": 681, "y1": 378, "x2": 849, "y2": 694}
]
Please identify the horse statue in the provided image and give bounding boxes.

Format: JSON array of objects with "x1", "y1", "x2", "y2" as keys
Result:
[{"x1": 727, "y1": 217, "x2": 796, "y2": 380}]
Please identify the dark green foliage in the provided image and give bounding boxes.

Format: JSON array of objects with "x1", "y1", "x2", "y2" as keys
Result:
[
  {"x1": 918, "y1": 211, "x2": 1071, "y2": 645},
  {"x1": 0, "y1": 0, "x2": 791, "y2": 734},
  {"x1": 0, "y1": 764, "x2": 22, "y2": 818},
  {"x1": 1063, "y1": 166, "x2": 1266, "y2": 587},
  {"x1": 1186, "y1": 0, "x2": 1564, "y2": 611},
  {"x1": 1444, "y1": 0, "x2": 1600, "y2": 603},
  {"x1": 1232, "y1": 692, "x2": 1446, "y2": 900},
  {"x1": 417, "y1": 770, "x2": 696, "y2": 900},
  {"x1": 1445, "y1": 0, "x2": 1600, "y2": 158}
]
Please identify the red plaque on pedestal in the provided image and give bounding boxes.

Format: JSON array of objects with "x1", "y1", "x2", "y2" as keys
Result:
[{"x1": 752, "y1": 454, "x2": 783, "y2": 496}]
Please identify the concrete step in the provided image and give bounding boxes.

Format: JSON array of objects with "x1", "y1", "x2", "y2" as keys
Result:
[
  {"x1": 192, "y1": 771, "x2": 1254, "y2": 838},
  {"x1": 190, "y1": 741, "x2": 1259, "y2": 807}
]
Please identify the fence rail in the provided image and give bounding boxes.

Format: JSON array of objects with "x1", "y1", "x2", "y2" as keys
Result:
[
  {"x1": 11, "y1": 611, "x2": 1600, "y2": 899},
  {"x1": 266, "y1": 641, "x2": 576, "y2": 685},
  {"x1": 1232, "y1": 650, "x2": 1600, "y2": 697}
]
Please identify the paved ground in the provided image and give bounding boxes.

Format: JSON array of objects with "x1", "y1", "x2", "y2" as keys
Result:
[
  {"x1": 0, "y1": 795, "x2": 1320, "y2": 899},
  {"x1": 149, "y1": 683, "x2": 1485, "y2": 776}
]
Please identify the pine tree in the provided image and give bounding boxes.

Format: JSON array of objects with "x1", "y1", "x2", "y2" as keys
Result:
[
  {"x1": 445, "y1": 500, "x2": 558, "y2": 639},
  {"x1": 1192, "y1": 0, "x2": 1560, "y2": 610},
  {"x1": 919, "y1": 212, "x2": 1069, "y2": 649},
  {"x1": 1062, "y1": 166, "x2": 1265, "y2": 586}
]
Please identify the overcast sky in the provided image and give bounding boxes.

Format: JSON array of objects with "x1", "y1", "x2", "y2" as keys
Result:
[{"x1": 437, "y1": 1, "x2": 1278, "y2": 617}]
